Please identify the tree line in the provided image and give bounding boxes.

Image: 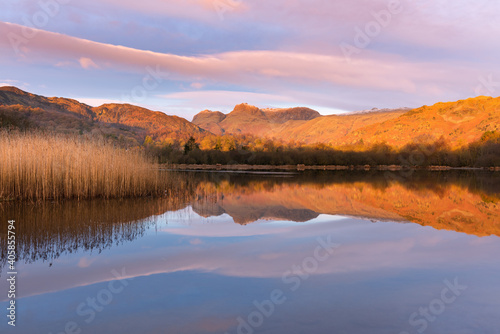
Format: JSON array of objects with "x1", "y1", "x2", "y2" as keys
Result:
[
  {"x1": 144, "y1": 132, "x2": 500, "y2": 167},
  {"x1": 2, "y1": 106, "x2": 499, "y2": 167}
]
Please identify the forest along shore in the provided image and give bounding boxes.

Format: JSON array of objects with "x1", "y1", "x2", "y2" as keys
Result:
[{"x1": 165, "y1": 164, "x2": 500, "y2": 171}]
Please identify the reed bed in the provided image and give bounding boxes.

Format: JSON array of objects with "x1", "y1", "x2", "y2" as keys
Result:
[{"x1": 0, "y1": 131, "x2": 166, "y2": 201}]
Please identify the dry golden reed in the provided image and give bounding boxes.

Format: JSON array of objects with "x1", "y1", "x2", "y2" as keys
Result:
[{"x1": 0, "y1": 131, "x2": 165, "y2": 200}]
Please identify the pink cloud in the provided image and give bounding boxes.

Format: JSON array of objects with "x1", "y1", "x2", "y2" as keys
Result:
[
  {"x1": 55, "y1": 60, "x2": 74, "y2": 67},
  {"x1": 77, "y1": 257, "x2": 96, "y2": 268},
  {"x1": 190, "y1": 82, "x2": 205, "y2": 89},
  {"x1": 0, "y1": 79, "x2": 20, "y2": 86},
  {"x1": 0, "y1": 21, "x2": 482, "y2": 98},
  {"x1": 79, "y1": 57, "x2": 99, "y2": 69},
  {"x1": 94, "y1": 0, "x2": 493, "y2": 59},
  {"x1": 10, "y1": 215, "x2": 498, "y2": 300}
]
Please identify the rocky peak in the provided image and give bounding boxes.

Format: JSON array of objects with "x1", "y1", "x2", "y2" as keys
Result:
[
  {"x1": 230, "y1": 103, "x2": 264, "y2": 116},
  {"x1": 192, "y1": 110, "x2": 226, "y2": 124},
  {"x1": 264, "y1": 107, "x2": 321, "y2": 123}
]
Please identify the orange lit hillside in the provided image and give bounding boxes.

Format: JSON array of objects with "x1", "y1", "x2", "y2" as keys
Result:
[
  {"x1": 340, "y1": 96, "x2": 500, "y2": 149},
  {"x1": 192, "y1": 103, "x2": 320, "y2": 137},
  {"x1": 274, "y1": 110, "x2": 406, "y2": 145},
  {"x1": 2, "y1": 86, "x2": 500, "y2": 153},
  {"x1": 192, "y1": 179, "x2": 500, "y2": 237},
  {"x1": 0, "y1": 87, "x2": 205, "y2": 145},
  {"x1": 192, "y1": 97, "x2": 500, "y2": 149}
]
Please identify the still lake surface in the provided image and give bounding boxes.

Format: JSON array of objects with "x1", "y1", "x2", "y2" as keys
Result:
[{"x1": 1, "y1": 171, "x2": 499, "y2": 334}]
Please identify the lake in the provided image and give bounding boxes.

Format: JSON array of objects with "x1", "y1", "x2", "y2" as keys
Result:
[{"x1": 1, "y1": 171, "x2": 499, "y2": 334}]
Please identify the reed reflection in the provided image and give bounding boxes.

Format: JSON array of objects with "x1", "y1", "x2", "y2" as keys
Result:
[
  {"x1": 0, "y1": 196, "x2": 190, "y2": 276},
  {"x1": 1, "y1": 170, "x2": 498, "y2": 275}
]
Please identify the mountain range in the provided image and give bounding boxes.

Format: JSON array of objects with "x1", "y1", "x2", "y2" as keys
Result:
[
  {"x1": 0, "y1": 86, "x2": 204, "y2": 146},
  {"x1": 191, "y1": 176, "x2": 500, "y2": 237},
  {"x1": 1, "y1": 86, "x2": 499, "y2": 149}
]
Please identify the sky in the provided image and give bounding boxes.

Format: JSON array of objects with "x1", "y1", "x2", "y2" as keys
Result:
[
  {"x1": 1, "y1": 0, "x2": 499, "y2": 120},
  {"x1": 3, "y1": 208, "x2": 500, "y2": 333}
]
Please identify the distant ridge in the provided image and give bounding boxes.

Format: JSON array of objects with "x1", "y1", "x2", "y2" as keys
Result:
[
  {"x1": 2, "y1": 86, "x2": 499, "y2": 149},
  {"x1": 192, "y1": 103, "x2": 409, "y2": 145},
  {"x1": 192, "y1": 103, "x2": 321, "y2": 136},
  {"x1": 0, "y1": 86, "x2": 205, "y2": 146},
  {"x1": 192, "y1": 98, "x2": 500, "y2": 148},
  {"x1": 192, "y1": 110, "x2": 227, "y2": 135},
  {"x1": 345, "y1": 107, "x2": 412, "y2": 115}
]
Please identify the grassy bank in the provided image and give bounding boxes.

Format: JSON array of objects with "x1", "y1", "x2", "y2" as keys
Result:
[
  {"x1": 166, "y1": 164, "x2": 500, "y2": 171},
  {"x1": 0, "y1": 131, "x2": 166, "y2": 201},
  {"x1": 147, "y1": 135, "x2": 500, "y2": 167}
]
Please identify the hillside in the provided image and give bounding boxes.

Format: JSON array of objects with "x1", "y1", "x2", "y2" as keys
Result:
[
  {"x1": 192, "y1": 104, "x2": 412, "y2": 145},
  {"x1": 0, "y1": 86, "x2": 205, "y2": 145},
  {"x1": 0, "y1": 86, "x2": 95, "y2": 118},
  {"x1": 192, "y1": 178, "x2": 500, "y2": 237},
  {"x1": 192, "y1": 97, "x2": 500, "y2": 149},
  {"x1": 192, "y1": 103, "x2": 321, "y2": 137},
  {"x1": 339, "y1": 96, "x2": 500, "y2": 149},
  {"x1": 2, "y1": 86, "x2": 499, "y2": 153},
  {"x1": 192, "y1": 110, "x2": 227, "y2": 135},
  {"x1": 93, "y1": 104, "x2": 205, "y2": 142},
  {"x1": 274, "y1": 110, "x2": 407, "y2": 145}
]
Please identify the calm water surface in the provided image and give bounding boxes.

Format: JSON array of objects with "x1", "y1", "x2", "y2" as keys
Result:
[{"x1": 1, "y1": 171, "x2": 499, "y2": 334}]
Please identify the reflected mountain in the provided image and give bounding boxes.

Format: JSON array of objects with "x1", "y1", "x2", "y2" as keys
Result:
[
  {"x1": 1, "y1": 171, "x2": 499, "y2": 274},
  {"x1": 192, "y1": 194, "x2": 319, "y2": 224},
  {"x1": 190, "y1": 171, "x2": 500, "y2": 236}
]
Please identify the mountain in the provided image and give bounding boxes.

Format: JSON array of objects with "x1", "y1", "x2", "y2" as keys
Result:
[
  {"x1": 0, "y1": 86, "x2": 95, "y2": 118},
  {"x1": 192, "y1": 103, "x2": 408, "y2": 144},
  {"x1": 192, "y1": 110, "x2": 227, "y2": 135},
  {"x1": 2, "y1": 86, "x2": 499, "y2": 151},
  {"x1": 0, "y1": 86, "x2": 205, "y2": 145},
  {"x1": 193, "y1": 97, "x2": 500, "y2": 149},
  {"x1": 191, "y1": 177, "x2": 500, "y2": 236},
  {"x1": 337, "y1": 96, "x2": 500, "y2": 148},
  {"x1": 273, "y1": 109, "x2": 407, "y2": 145},
  {"x1": 93, "y1": 104, "x2": 205, "y2": 142},
  {"x1": 346, "y1": 107, "x2": 412, "y2": 115},
  {"x1": 192, "y1": 103, "x2": 321, "y2": 137}
]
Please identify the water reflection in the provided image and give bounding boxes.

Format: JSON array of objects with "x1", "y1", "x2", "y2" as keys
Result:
[
  {"x1": 1, "y1": 171, "x2": 499, "y2": 273},
  {"x1": 0, "y1": 197, "x2": 188, "y2": 275},
  {"x1": 0, "y1": 171, "x2": 499, "y2": 334},
  {"x1": 190, "y1": 171, "x2": 500, "y2": 236}
]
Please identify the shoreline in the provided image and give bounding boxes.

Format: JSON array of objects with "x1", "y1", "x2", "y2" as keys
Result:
[{"x1": 164, "y1": 164, "x2": 500, "y2": 172}]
